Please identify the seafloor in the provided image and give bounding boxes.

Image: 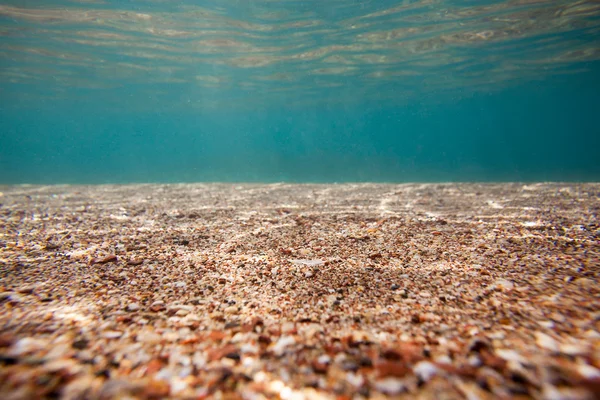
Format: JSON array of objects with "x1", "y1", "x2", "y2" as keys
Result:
[{"x1": 0, "y1": 183, "x2": 598, "y2": 399}]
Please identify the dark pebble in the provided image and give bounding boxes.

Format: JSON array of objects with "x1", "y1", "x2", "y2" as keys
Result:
[
  {"x1": 0, "y1": 355, "x2": 18, "y2": 365},
  {"x1": 258, "y1": 335, "x2": 271, "y2": 345},
  {"x1": 72, "y1": 339, "x2": 89, "y2": 350},
  {"x1": 341, "y1": 360, "x2": 359, "y2": 372},
  {"x1": 224, "y1": 352, "x2": 241, "y2": 361},
  {"x1": 95, "y1": 369, "x2": 110, "y2": 378},
  {"x1": 468, "y1": 337, "x2": 492, "y2": 353},
  {"x1": 359, "y1": 356, "x2": 373, "y2": 367},
  {"x1": 224, "y1": 322, "x2": 240, "y2": 329}
]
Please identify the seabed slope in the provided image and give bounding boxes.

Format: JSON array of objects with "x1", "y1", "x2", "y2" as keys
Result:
[{"x1": 0, "y1": 183, "x2": 599, "y2": 399}]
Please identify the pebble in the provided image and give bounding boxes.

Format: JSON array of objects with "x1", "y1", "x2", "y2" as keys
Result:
[
  {"x1": 72, "y1": 339, "x2": 89, "y2": 350},
  {"x1": 413, "y1": 361, "x2": 440, "y2": 382},
  {"x1": 9, "y1": 337, "x2": 48, "y2": 356},
  {"x1": 98, "y1": 379, "x2": 141, "y2": 398},
  {"x1": 576, "y1": 364, "x2": 600, "y2": 379},
  {"x1": 317, "y1": 355, "x2": 331, "y2": 364},
  {"x1": 62, "y1": 376, "x2": 100, "y2": 399},
  {"x1": 538, "y1": 320, "x2": 555, "y2": 329},
  {"x1": 559, "y1": 343, "x2": 588, "y2": 356},
  {"x1": 575, "y1": 278, "x2": 594, "y2": 288},
  {"x1": 535, "y1": 332, "x2": 559, "y2": 352},
  {"x1": 126, "y1": 303, "x2": 141, "y2": 311},
  {"x1": 346, "y1": 372, "x2": 364, "y2": 387},
  {"x1": 290, "y1": 259, "x2": 324, "y2": 267},
  {"x1": 541, "y1": 384, "x2": 590, "y2": 400},
  {"x1": 435, "y1": 355, "x2": 452, "y2": 365},
  {"x1": 224, "y1": 306, "x2": 238, "y2": 314},
  {"x1": 492, "y1": 278, "x2": 514, "y2": 291},
  {"x1": 240, "y1": 343, "x2": 259, "y2": 354},
  {"x1": 150, "y1": 301, "x2": 166, "y2": 312},
  {"x1": 272, "y1": 336, "x2": 296, "y2": 355},
  {"x1": 91, "y1": 255, "x2": 118, "y2": 265},
  {"x1": 137, "y1": 331, "x2": 162, "y2": 345},
  {"x1": 45, "y1": 343, "x2": 72, "y2": 360},
  {"x1": 584, "y1": 330, "x2": 600, "y2": 339},
  {"x1": 312, "y1": 359, "x2": 329, "y2": 374},
  {"x1": 391, "y1": 284, "x2": 400, "y2": 290},
  {"x1": 374, "y1": 377, "x2": 406, "y2": 395},
  {"x1": 170, "y1": 377, "x2": 190, "y2": 395},
  {"x1": 281, "y1": 322, "x2": 296, "y2": 333},
  {"x1": 103, "y1": 331, "x2": 123, "y2": 339},
  {"x1": 0, "y1": 292, "x2": 21, "y2": 304},
  {"x1": 17, "y1": 286, "x2": 36, "y2": 294},
  {"x1": 495, "y1": 349, "x2": 527, "y2": 364},
  {"x1": 467, "y1": 354, "x2": 482, "y2": 367}
]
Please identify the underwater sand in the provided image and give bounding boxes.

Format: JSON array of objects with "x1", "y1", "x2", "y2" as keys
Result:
[{"x1": 0, "y1": 183, "x2": 598, "y2": 399}]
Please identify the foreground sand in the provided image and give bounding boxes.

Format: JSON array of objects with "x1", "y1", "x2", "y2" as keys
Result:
[{"x1": 0, "y1": 183, "x2": 598, "y2": 399}]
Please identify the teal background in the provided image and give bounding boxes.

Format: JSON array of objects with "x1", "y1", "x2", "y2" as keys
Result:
[{"x1": 1, "y1": 1, "x2": 599, "y2": 183}]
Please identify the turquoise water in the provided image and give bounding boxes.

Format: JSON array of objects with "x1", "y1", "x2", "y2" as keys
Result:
[{"x1": 1, "y1": 0, "x2": 599, "y2": 183}]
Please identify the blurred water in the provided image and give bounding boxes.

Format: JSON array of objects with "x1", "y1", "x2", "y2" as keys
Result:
[{"x1": 0, "y1": 0, "x2": 599, "y2": 183}]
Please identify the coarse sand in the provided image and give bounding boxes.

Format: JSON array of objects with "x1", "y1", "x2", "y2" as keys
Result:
[{"x1": 0, "y1": 183, "x2": 599, "y2": 399}]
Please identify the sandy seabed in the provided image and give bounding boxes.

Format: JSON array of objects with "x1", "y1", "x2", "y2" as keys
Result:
[{"x1": 0, "y1": 183, "x2": 598, "y2": 399}]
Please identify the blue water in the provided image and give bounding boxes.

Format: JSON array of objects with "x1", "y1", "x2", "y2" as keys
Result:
[{"x1": 1, "y1": 0, "x2": 599, "y2": 183}]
